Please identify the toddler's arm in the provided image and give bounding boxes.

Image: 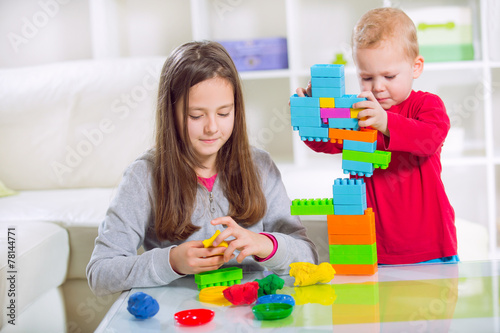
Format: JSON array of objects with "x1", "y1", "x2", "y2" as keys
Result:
[
  {"x1": 354, "y1": 91, "x2": 389, "y2": 136},
  {"x1": 373, "y1": 92, "x2": 449, "y2": 156}
]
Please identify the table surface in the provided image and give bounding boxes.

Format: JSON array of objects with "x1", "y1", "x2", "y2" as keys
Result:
[{"x1": 96, "y1": 260, "x2": 500, "y2": 332}]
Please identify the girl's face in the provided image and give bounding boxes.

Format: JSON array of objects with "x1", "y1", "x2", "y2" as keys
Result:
[{"x1": 175, "y1": 76, "x2": 235, "y2": 172}]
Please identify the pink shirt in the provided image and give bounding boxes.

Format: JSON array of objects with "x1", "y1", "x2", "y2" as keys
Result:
[{"x1": 197, "y1": 174, "x2": 218, "y2": 192}]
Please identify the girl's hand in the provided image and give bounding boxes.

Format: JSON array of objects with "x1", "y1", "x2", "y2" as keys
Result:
[
  {"x1": 211, "y1": 217, "x2": 274, "y2": 263},
  {"x1": 295, "y1": 81, "x2": 312, "y2": 97},
  {"x1": 354, "y1": 91, "x2": 390, "y2": 137},
  {"x1": 169, "y1": 240, "x2": 229, "y2": 275}
]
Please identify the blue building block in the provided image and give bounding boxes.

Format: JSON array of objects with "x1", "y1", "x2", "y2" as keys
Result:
[
  {"x1": 333, "y1": 202, "x2": 367, "y2": 215},
  {"x1": 312, "y1": 86, "x2": 345, "y2": 98},
  {"x1": 290, "y1": 94, "x2": 320, "y2": 107},
  {"x1": 291, "y1": 116, "x2": 324, "y2": 128},
  {"x1": 328, "y1": 118, "x2": 359, "y2": 130},
  {"x1": 311, "y1": 76, "x2": 345, "y2": 88},
  {"x1": 290, "y1": 106, "x2": 320, "y2": 117},
  {"x1": 343, "y1": 140, "x2": 377, "y2": 153},
  {"x1": 333, "y1": 178, "x2": 366, "y2": 195},
  {"x1": 342, "y1": 160, "x2": 374, "y2": 177},
  {"x1": 333, "y1": 193, "x2": 367, "y2": 206},
  {"x1": 311, "y1": 64, "x2": 344, "y2": 78},
  {"x1": 334, "y1": 95, "x2": 367, "y2": 108},
  {"x1": 298, "y1": 126, "x2": 329, "y2": 142}
]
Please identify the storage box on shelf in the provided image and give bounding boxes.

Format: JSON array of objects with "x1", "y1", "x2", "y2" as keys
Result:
[{"x1": 406, "y1": 5, "x2": 475, "y2": 62}]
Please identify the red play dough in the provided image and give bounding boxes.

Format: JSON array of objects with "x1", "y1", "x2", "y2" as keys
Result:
[{"x1": 222, "y1": 281, "x2": 259, "y2": 305}]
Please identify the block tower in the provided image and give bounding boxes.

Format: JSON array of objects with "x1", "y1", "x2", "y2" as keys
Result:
[{"x1": 289, "y1": 64, "x2": 392, "y2": 275}]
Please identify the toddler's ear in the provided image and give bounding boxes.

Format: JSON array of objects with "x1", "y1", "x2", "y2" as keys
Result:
[{"x1": 413, "y1": 55, "x2": 424, "y2": 79}]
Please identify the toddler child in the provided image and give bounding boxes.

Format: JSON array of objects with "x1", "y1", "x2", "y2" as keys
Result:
[{"x1": 296, "y1": 8, "x2": 457, "y2": 265}]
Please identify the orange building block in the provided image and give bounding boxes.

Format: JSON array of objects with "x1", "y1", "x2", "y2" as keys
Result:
[
  {"x1": 329, "y1": 232, "x2": 376, "y2": 245},
  {"x1": 327, "y1": 208, "x2": 375, "y2": 234},
  {"x1": 329, "y1": 128, "x2": 377, "y2": 143},
  {"x1": 331, "y1": 263, "x2": 378, "y2": 275}
]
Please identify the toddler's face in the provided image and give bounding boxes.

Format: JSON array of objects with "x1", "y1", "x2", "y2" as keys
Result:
[
  {"x1": 354, "y1": 41, "x2": 422, "y2": 110},
  {"x1": 175, "y1": 77, "x2": 235, "y2": 169}
]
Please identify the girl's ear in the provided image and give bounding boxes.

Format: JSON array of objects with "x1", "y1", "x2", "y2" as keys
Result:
[{"x1": 413, "y1": 55, "x2": 424, "y2": 79}]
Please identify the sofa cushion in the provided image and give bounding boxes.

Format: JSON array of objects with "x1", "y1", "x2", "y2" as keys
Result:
[
  {"x1": 0, "y1": 188, "x2": 114, "y2": 278},
  {"x1": 0, "y1": 57, "x2": 165, "y2": 190},
  {"x1": 0, "y1": 287, "x2": 67, "y2": 333},
  {"x1": 0, "y1": 188, "x2": 114, "y2": 226},
  {"x1": 0, "y1": 221, "x2": 69, "y2": 328}
]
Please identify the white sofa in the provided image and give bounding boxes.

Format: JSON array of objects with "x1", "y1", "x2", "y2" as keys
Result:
[{"x1": 0, "y1": 57, "x2": 165, "y2": 332}]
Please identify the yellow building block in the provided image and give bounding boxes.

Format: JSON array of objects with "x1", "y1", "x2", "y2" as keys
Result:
[
  {"x1": 320, "y1": 97, "x2": 335, "y2": 108},
  {"x1": 202, "y1": 230, "x2": 228, "y2": 248}
]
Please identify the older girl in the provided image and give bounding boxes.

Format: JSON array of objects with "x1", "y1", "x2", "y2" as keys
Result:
[{"x1": 87, "y1": 41, "x2": 317, "y2": 296}]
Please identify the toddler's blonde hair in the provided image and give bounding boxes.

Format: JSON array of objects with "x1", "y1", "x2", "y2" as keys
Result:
[{"x1": 352, "y1": 7, "x2": 419, "y2": 62}]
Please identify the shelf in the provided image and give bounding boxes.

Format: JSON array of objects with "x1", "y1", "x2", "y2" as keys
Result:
[
  {"x1": 293, "y1": 65, "x2": 357, "y2": 78},
  {"x1": 424, "y1": 61, "x2": 484, "y2": 71},
  {"x1": 442, "y1": 156, "x2": 488, "y2": 166},
  {"x1": 240, "y1": 69, "x2": 291, "y2": 80}
]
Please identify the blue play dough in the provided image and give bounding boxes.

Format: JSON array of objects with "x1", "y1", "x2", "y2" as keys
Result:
[
  {"x1": 127, "y1": 292, "x2": 160, "y2": 319},
  {"x1": 256, "y1": 294, "x2": 295, "y2": 306}
]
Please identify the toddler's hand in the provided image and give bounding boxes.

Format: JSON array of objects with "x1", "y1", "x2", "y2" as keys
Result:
[
  {"x1": 295, "y1": 81, "x2": 312, "y2": 98},
  {"x1": 354, "y1": 91, "x2": 389, "y2": 136},
  {"x1": 169, "y1": 240, "x2": 228, "y2": 275},
  {"x1": 211, "y1": 217, "x2": 274, "y2": 263}
]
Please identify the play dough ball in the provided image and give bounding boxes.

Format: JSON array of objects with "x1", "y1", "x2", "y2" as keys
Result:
[{"x1": 127, "y1": 292, "x2": 159, "y2": 319}]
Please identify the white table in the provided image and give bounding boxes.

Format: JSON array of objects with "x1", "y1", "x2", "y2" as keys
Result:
[{"x1": 96, "y1": 260, "x2": 500, "y2": 332}]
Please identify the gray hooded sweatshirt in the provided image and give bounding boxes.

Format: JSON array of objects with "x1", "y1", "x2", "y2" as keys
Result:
[{"x1": 86, "y1": 147, "x2": 318, "y2": 296}]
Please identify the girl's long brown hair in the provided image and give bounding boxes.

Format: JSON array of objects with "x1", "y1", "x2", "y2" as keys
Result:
[{"x1": 154, "y1": 41, "x2": 266, "y2": 242}]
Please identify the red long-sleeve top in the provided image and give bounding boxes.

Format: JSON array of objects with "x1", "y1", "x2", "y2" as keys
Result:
[{"x1": 306, "y1": 90, "x2": 457, "y2": 264}]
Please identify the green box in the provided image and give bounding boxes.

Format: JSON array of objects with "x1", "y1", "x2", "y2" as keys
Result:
[{"x1": 407, "y1": 6, "x2": 475, "y2": 62}]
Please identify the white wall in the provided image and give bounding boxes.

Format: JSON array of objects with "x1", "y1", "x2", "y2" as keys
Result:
[
  {"x1": 0, "y1": 0, "x2": 92, "y2": 68},
  {"x1": 0, "y1": 0, "x2": 193, "y2": 68}
]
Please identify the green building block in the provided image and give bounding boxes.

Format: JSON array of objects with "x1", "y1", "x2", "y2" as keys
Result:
[
  {"x1": 329, "y1": 251, "x2": 377, "y2": 265},
  {"x1": 330, "y1": 243, "x2": 377, "y2": 255},
  {"x1": 194, "y1": 267, "x2": 243, "y2": 290},
  {"x1": 291, "y1": 198, "x2": 334, "y2": 215},
  {"x1": 342, "y1": 150, "x2": 391, "y2": 169}
]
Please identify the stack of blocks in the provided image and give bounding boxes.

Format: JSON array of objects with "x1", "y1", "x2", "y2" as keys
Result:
[
  {"x1": 328, "y1": 179, "x2": 376, "y2": 275},
  {"x1": 290, "y1": 64, "x2": 391, "y2": 177},
  {"x1": 290, "y1": 64, "x2": 392, "y2": 275}
]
